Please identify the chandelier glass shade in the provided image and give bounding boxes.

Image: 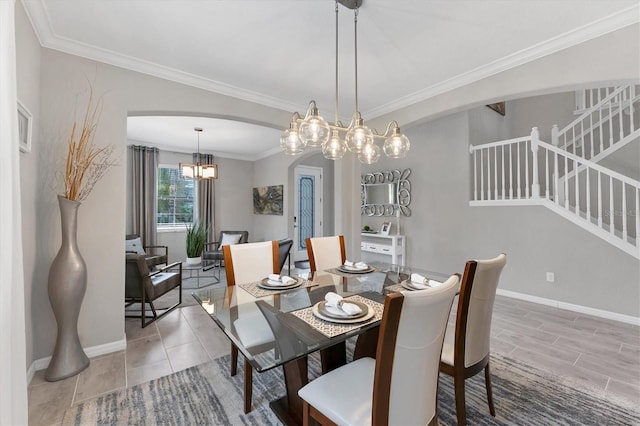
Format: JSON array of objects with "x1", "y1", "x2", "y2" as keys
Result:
[
  {"x1": 179, "y1": 127, "x2": 218, "y2": 180},
  {"x1": 280, "y1": 0, "x2": 410, "y2": 164}
]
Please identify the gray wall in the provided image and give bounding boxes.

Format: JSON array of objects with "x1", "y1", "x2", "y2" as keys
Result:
[{"x1": 364, "y1": 100, "x2": 640, "y2": 317}]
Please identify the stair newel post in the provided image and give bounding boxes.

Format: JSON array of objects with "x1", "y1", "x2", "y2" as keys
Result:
[{"x1": 530, "y1": 127, "x2": 540, "y2": 199}]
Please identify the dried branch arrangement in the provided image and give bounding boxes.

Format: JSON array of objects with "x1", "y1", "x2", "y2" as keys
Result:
[{"x1": 63, "y1": 86, "x2": 116, "y2": 201}]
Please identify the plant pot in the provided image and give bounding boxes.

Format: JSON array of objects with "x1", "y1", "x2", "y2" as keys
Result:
[{"x1": 186, "y1": 256, "x2": 202, "y2": 265}]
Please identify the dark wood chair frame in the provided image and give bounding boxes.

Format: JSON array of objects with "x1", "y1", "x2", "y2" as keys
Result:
[
  {"x1": 222, "y1": 240, "x2": 280, "y2": 414},
  {"x1": 305, "y1": 235, "x2": 346, "y2": 273},
  {"x1": 439, "y1": 260, "x2": 496, "y2": 426}
]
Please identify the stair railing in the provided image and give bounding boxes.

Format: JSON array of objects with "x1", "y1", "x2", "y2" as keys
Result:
[
  {"x1": 470, "y1": 128, "x2": 639, "y2": 257},
  {"x1": 553, "y1": 85, "x2": 638, "y2": 162}
]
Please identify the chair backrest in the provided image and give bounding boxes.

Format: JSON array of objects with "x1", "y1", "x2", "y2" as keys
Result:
[
  {"x1": 277, "y1": 238, "x2": 293, "y2": 271},
  {"x1": 372, "y1": 274, "x2": 459, "y2": 426},
  {"x1": 125, "y1": 253, "x2": 152, "y2": 298},
  {"x1": 305, "y1": 235, "x2": 346, "y2": 273},
  {"x1": 223, "y1": 240, "x2": 279, "y2": 285},
  {"x1": 456, "y1": 253, "x2": 507, "y2": 368}
]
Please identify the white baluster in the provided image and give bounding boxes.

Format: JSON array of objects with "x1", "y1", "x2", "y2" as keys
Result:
[
  {"x1": 487, "y1": 147, "x2": 492, "y2": 200},
  {"x1": 517, "y1": 142, "x2": 521, "y2": 198},
  {"x1": 545, "y1": 147, "x2": 550, "y2": 199},
  {"x1": 609, "y1": 99, "x2": 614, "y2": 148},
  {"x1": 622, "y1": 183, "x2": 628, "y2": 241},
  {"x1": 554, "y1": 151, "x2": 559, "y2": 205},
  {"x1": 634, "y1": 188, "x2": 640, "y2": 247},
  {"x1": 493, "y1": 146, "x2": 498, "y2": 200},
  {"x1": 609, "y1": 177, "x2": 614, "y2": 235},
  {"x1": 575, "y1": 158, "x2": 579, "y2": 215},
  {"x1": 480, "y1": 149, "x2": 484, "y2": 201},
  {"x1": 501, "y1": 145, "x2": 505, "y2": 200},
  {"x1": 509, "y1": 144, "x2": 513, "y2": 199},
  {"x1": 589, "y1": 113, "x2": 594, "y2": 159},
  {"x1": 530, "y1": 127, "x2": 540, "y2": 198},
  {"x1": 551, "y1": 124, "x2": 559, "y2": 147},
  {"x1": 564, "y1": 156, "x2": 569, "y2": 209},
  {"x1": 618, "y1": 92, "x2": 624, "y2": 142},
  {"x1": 586, "y1": 166, "x2": 591, "y2": 221},
  {"x1": 525, "y1": 140, "x2": 530, "y2": 198},
  {"x1": 630, "y1": 85, "x2": 635, "y2": 133},
  {"x1": 580, "y1": 121, "x2": 585, "y2": 159},
  {"x1": 597, "y1": 171, "x2": 602, "y2": 228},
  {"x1": 599, "y1": 101, "x2": 604, "y2": 153},
  {"x1": 472, "y1": 147, "x2": 477, "y2": 201}
]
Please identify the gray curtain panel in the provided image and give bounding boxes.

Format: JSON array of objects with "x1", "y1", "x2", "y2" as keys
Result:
[
  {"x1": 130, "y1": 145, "x2": 159, "y2": 246},
  {"x1": 194, "y1": 152, "x2": 215, "y2": 242}
]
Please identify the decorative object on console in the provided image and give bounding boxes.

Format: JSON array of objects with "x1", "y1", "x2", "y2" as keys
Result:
[
  {"x1": 186, "y1": 220, "x2": 208, "y2": 265},
  {"x1": 253, "y1": 185, "x2": 283, "y2": 215},
  {"x1": 46, "y1": 84, "x2": 116, "y2": 382},
  {"x1": 179, "y1": 127, "x2": 218, "y2": 180},
  {"x1": 279, "y1": 0, "x2": 410, "y2": 164},
  {"x1": 380, "y1": 222, "x2": 391, "y2": 236},
  {"x1": 361, "y1": 168, "x2": 411, "y2": 216},
  {"x1": 17, "y1": 100, "x2": 32, "y2": 153}
]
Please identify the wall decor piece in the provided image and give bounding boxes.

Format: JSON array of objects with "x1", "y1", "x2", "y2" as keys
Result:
[
  {"x1": 361, "y1": 168, "x2": 411, "y2": 217},
  {"x1": 486, "y1": 102, "x2": 506, "y2": 116},
  {"x1": 18, "y1": 100, "x2": 32, "y2": 153},
  {"x1": 253, "y1": 185, "x2": 283, "y2": 215}
]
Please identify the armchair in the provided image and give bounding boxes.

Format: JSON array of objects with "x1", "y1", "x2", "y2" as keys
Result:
[
  {"x1": 125, "y1": 253, "x2": 183, "y2": 327},
  {"x1": 125, "y1": 234, "x2": 168, "y2": 270},
  {"x1": 202, "y1": 231, "x2": 249, "y2": 276}
]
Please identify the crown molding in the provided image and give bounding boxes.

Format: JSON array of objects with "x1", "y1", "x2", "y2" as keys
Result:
[
  {"x1": 366, "y1": 4, "x2": 640, "y2": 118},
  {"x1": 22, "y1": 1, "x2": 639, "y2": 120}
]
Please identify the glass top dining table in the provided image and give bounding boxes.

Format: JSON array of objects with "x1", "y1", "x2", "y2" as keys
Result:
[{"x1": 192, "y1": 261, "x2": 453, "y2": 424}]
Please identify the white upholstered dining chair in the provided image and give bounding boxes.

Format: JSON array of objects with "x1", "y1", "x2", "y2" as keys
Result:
[
  {"x1": 223, "y1": 240, "x2": 280, "y2": 413},
  {"x1": 440, "y1": 253, "x2": 507, "y2": 426},
  {"x1": 305, "y1": 235, "x2": 346, "y2": 273},
  {"x1": 298, "y1": 274, "x2": 460, "y2": 426}
]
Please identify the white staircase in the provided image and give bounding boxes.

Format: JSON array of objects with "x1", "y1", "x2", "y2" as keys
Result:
[{"x1": 469, "y1": 85, "x2": 640, "y2": 259}]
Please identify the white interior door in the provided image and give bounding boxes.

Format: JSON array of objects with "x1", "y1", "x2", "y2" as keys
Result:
[{"x1": 293, "y1": 166, "x2": 323, "y2": 262}]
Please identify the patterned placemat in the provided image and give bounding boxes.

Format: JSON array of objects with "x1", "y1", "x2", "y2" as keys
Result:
[
  {"x1": 385, "y1": 284, "x2": 405, "y2": 293},
  {"x1": 238, "y1": 278, "x2": 317, "y2": 298},
  {"x1": 325, "y1": 265, "x2": 385, "y2": 278},
  {"x1": 291, "y1": 295, "x2": 384, "y2": 338}
]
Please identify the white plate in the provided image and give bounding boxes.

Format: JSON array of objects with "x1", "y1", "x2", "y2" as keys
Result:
[
  {"x1": 400, "y1": 280, "x2": 430, "y2": 291},
  {"x1": 317, "y1": 300, "x2": 369, "y2": 319},
  {"x1": 312, "y1": 302, "x2": 375, "y2": 324},
  {"x1": 337, "y1": 265, "x2": 374, "y2": 274},
  {"x1": 258, "y1": 276, "x2": 302, "y2": 290}
]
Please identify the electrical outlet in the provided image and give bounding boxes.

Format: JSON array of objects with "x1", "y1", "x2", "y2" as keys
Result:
[{"x1": 546, "y1": 272, "x2": 555, "y2": 283}]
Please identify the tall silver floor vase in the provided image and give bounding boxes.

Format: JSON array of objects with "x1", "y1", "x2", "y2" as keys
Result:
[{"x1": 45, "y1": 195, "x2": 90, "y2": 381}]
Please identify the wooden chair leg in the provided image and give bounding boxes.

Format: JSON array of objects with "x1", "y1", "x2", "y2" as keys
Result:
[
  {"x1": 303, "y1": 401, "x2": 310, "y2": 426},
  {"x1": 244, "y1": 356, "x2": 252, "y2": 414},
  {"x1": 484, "y1": 362, "x2": 496, "y2": 417},
  {"x1": 230, "y1": 343, "x2": 238, "y2": 376},
  {"x1": 454, "y1": 375, "x2": 467, "y2": 426}
]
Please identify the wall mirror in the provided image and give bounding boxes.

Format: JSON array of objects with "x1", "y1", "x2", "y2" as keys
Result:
[{"x1": 361, "y1": 168, "x2": 411, "y2": 216}]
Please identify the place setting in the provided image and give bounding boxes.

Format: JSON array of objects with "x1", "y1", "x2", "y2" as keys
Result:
[
  {"x1": 332, "y1": 260, "x2": 376, "y2": 276},
  {"x1": 386, "y1": 272, "x2": 445, "y2": 293},
  {"x1": 291, "y1": 291, "x2": 384, "y2": 338},
  {"x1": 239, "y1": 273, "x2": 317, "y2": 298}
]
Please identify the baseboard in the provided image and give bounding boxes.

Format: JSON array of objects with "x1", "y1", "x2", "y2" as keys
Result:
[
  {"x1": 497, "y1": 289, "x2": 640, "y2": 326},
  {"x1": 27, "y1": 337, "x2": 127, "y2": 384}
]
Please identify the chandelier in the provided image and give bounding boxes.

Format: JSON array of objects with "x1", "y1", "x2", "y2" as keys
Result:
[
  {"x1": 180, "y1": 127, "x2": 218, "y2": 179},
  {"x1": 280, "y1": 0, "x2": 410, "y2": 164}
]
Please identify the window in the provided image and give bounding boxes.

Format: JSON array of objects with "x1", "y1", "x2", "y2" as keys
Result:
[{"x1": 157, "y1": 166, "x2": 194, "y2": 229}]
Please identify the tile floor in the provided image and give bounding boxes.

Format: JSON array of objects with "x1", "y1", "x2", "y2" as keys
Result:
[{"x1": 28, "y1": 289, "x2": 639, "y2": 426}]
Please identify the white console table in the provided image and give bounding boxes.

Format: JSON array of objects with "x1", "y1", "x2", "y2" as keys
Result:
[{"x1": 360, "y1": 233, "x2": 406, "y2": 266}]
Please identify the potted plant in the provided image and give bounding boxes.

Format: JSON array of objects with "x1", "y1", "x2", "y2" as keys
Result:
[{"x1": 185, "y1": 221, "x2": 208, "y2": 265}]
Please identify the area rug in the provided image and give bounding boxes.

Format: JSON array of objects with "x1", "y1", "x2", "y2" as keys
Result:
[{"x1": 62, "y1": 351, "x2": 639, "y2": 425}]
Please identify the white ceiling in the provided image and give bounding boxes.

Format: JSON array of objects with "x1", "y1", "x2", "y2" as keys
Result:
[{"x1": 22, "y1": 0, "x2": 639, "y2": 159}]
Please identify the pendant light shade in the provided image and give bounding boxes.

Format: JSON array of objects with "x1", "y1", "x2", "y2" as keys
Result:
[
  {"x1": 383, "y1": 124, "x2": 411, "y2": 158},
  {"x1": 358, "y1": 141, "x2": 381, "y2": 164},
  {"x1": 280, "y1": 120, "x2": 305, "y2": 155},
  {"x1": 179, "y1": 128, "x2": 218, "y2": 180},
  {"x1": 300, "y1": 106, "x2": 331, "y2": 147},
  {"x1": 322, "y1": 129, "x2": 347, "y2": 159}
]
